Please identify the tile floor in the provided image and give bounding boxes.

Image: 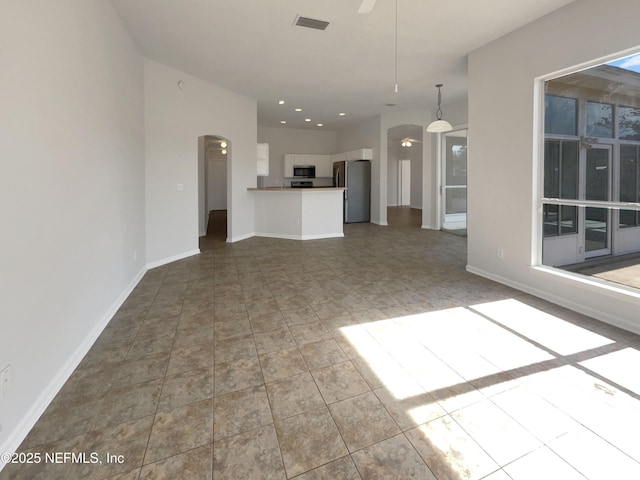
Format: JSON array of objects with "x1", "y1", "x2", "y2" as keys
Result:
[{"x1": 3, "y1": 209, "x2": 640, "y2": 479}]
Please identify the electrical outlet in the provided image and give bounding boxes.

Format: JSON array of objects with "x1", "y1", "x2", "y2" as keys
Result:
[{"x1": 0, "y1": 365, "x2": 11, "y2": 398}]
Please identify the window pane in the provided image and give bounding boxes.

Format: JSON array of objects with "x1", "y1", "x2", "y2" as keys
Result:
[
  {"x1": 543, "y1": 204, "x2": 558, "y2": 237},
  {"x1": 561, "y1": 141, "x2": 578, "y2": 199},
  {"x1": 586, "y1": 101, "x2": 614, "y2": 138},
  {"x1": 619, "y1": 209, "x2": 637, "y2": 228},
  {"x1": 560, "y1": 206, "x2": 577, "y2": 234},
  {"x1": 620, "y1": 145, "x2": 638, "y2": 202},
  {"x1": 585, "y1": 207, "x2": 608, "y2": 251},
  {"x1": 619, "y1": 106, "x2": 640, "y2": 141},
  {"x1": 445, "y1": 188, "x2": 466, "y2": 214},
  {"x1": 545, "y1": 95, "x2": 577, "y2": 136},
  {"x1": 445, "y1": 137, "x2": 467, "y2": 186},
  {"x1": 585, "y1": 148, "x2": 610, "y2": 201},
  {"x1": 544, "y1": 141, "x2": 560, "y2": 198}
]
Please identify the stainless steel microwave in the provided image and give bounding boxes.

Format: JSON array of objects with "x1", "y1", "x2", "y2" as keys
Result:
[{"x1": 293, "y1": 165, "x2": 316, "y2": 178}]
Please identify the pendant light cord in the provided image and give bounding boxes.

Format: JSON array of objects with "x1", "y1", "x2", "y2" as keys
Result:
[
  {"x1": 436, "y1": 84, "x2": 443, "y2": 119},
  {"x1": 394, "y1": 0, "x2": 398, "y2": 93}
]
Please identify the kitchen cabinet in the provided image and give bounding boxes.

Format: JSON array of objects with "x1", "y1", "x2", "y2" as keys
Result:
[
  {"x1": 257, "y1": 143, "x2": 269, "y2": 176},
  {"x1": 346, "y1": 148, "x2": 373, "y2": 160},
  {"x1": 283, "y1": 153, "x2": 331, "y2": 177},
  {"x1": 284, "y1": 154, "x2": 295, "y2": 177}
]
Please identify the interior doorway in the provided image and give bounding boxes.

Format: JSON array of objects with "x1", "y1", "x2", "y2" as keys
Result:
[
  {"x1": 199, "y1": 135, "x2": 229, "y2": 249},
  {"x1": 441, "y1": 128, "x2": 468, "y2": 232},
  {"x1": 386, "y1": 125, "x2": 423, "y2": 222}
]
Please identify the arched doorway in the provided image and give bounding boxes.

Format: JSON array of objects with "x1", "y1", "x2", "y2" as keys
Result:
[{"x1": 199, "y1": 135, "x2": 229, "y2": 249}]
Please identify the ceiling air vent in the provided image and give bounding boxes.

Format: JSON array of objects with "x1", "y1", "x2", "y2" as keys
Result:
[{"x1": 294, "y1": 15, "x2": 330, "y2": 31}]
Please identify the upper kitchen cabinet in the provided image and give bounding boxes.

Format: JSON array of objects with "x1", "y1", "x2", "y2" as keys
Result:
[
  {"x1": 257, "y1": 143, "x2": 269, "y2": 176},
  {"x1": 346, "y1": 149, "x2": 373, "y2": 161}
]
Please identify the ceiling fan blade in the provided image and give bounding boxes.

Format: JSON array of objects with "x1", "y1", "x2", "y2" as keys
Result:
[{"x1": 358, "y1": 0, "x2": 376, "y2": 14}]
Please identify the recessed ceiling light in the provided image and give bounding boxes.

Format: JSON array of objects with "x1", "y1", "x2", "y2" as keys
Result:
[
  {"x1": 338, "y1": 112, "x2": 346, "y2": 116},
  {"x1": 280, "y1": 120, "x2": 287, "y2": 124},
  {"x1": 221, "y1": 149, "x2": 227, "y2": 154},
  {"x1": 220, "y1": 141, "x2": 227, "y2": 148},
  {"x1": 305, "y1": 118, "x2": 311, "y2": 122},
  {"x1": 317, "y1": 123, "x2": 323, "y2": 127},
  {"x1": 278, "y1": 100, "x2": 285, "y2": 105},
  {"x1": 295, "y1": 108, "x2": 302, "y2": 112}
]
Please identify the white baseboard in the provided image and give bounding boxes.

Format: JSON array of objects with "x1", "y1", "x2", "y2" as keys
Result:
[
  {"x1": 421, "y1": 224, "x2": 436, "y2": 230},
  {"x1": 145, "y1": 249, "x2": 200, "y2": 270},
  {"x1": 0, "y1": 266, "x2": 147, "y2": 471},
  {"x1": 253, "y1": 232, "x2": 344, "y2": 241},
  {"x1": 466, "y1": 264, "x2": 640, "y2": 336},
  {"x1": 371, "y1": 220, "x2": 388, "y2": 226},
  {"x1": 227, "y1": 232, "x2": 254, "y2": 243}
]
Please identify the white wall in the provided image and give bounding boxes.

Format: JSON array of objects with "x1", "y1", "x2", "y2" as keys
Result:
[
  {"x1": 257, "y1": 126, "x2": 337, "y2": 187},
  {"x1": 144, "y1": 59, "x2": 257, "y2": 256},
  {"x1": 0, "y1": 0, "x2": 145, "y2": 459},
  {"x1": 336, "y1": 116, "x2": 383, "y2": 224},
  {"x1": 468, "y1": 0, "x2": 640, "y2": 333}
]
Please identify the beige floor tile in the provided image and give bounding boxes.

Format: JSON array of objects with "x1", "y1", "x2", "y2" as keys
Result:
[
  {"x1": 300, "y1": 338, "x2": 348, "y2": 370},
  {"x1": 213, "y1": 424, "x2": 285, "y2": 480},
  {"x1": 214, "y1": 334, "x2": 257, "y2": 364},
  {"x1": 259, "y1": 347, "x2": 308, "y2": 383},
  {"x1": 503, "y1": 446, "x2": 585, "y2": 480},
  {"x1": 275, "y1": 407, "x2": 348, "y2": 478},
  {"x1": 140, "y1": 445, "x2": 212, "y2": 480},
  {"x1": 68, "y1": 416, "x2": 154, "y2": 479},
  {"x1": 166, "y1": 342, "x2": 214, "y2": 376},
  {"x1": 406, "y1": 415, "x2": 500, "y2": 480},
  {"x1": 265, "y1": 372, "x2": 326, "y2": 419},
  {"x1": 214, "y1": 356, "x2": 263, "y2": 396},
  {"x1": 312, "y1": 361, "x2": 371, "y2": 404},
  {"x1": 329, "y1": 391, "x2": 400, "y2": 452},
  {"x1": 373, "y1": 388, "x2": 446, "y2": 431},
  {"x1": 157, "y1": 367, "x2": 213, "y2": 412},
  {"x1": 92, "y1": 379, "x2": 163, "y2": 430},
  {"x1": 253, "y1": 327, "x2": 296, "y2": 355},
  {"x1": 351, "y1": 433, "x2": 436, "y2": 480},
  {"x1": 294, "y1": 455, "x2": 361, "y2": 480},
  {"x1": 144, "y1": 399, "x2": 213, "y2": 464},
  {"x1": 214, "y1": 385, "x2": 272, "y2": 440}
]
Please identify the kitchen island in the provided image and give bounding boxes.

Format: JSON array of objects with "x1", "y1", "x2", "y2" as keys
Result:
[{"x1": 248, "y1": 187, "x2": 345, "y2": 240}]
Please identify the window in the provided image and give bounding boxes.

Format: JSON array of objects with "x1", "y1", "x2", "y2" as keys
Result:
[
  {"x1": 543, "y1": 139, "x2": 578, "y2": 236},
  {"x1": 620, "y1": 144, "x2": 640, "y2": 227},
  {"x1": 544, "y1": 95, "x2": 577, "y2": 136},
  {"x1": 539, "y1": 52, "x2": 640, "y2": 271},
  {"x1": 586, "y1": 101, "x2": 614, "y2": 138}
]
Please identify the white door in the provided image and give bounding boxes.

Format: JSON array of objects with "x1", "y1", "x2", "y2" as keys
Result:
[
  {"x1": 442, "y1": 129, "x2": 468, "y2": 230},
  {"x1": 398, "y1": 160, "x2": 411, "y2": 206}
]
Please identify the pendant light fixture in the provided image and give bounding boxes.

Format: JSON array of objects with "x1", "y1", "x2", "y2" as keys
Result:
[{"x1": 426, "y1": 84, "x2": 453, "y2": 133}]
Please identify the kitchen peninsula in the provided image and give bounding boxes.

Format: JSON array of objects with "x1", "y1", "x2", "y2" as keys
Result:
[{"x1": 248, "y1": 187, "x2": 345, "y2": 240}]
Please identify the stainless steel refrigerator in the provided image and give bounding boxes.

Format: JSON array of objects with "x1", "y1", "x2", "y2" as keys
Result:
[{"x1": 333, "y1": 160, "x2": 371, "y2": 223}]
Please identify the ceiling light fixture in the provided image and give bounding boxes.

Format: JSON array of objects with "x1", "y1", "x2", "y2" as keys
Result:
[
  {"x1": 317, "y1": 123, "x2": 323, "y2": 127},
  {"x1": 295, "y1": 108, "x2": 302, "y2": 112},
  {"x1": 426, "y1": 84, "x2": 453, "y2": 133},
  {"x1": 278, "y1": 100, "x2": 285, "y2": 105},
  {"x1": 280, "y1": 120, "x2": 287, "y2": 124},
  {"x1": 221, "y1": 149, "x2": 227, "y2": 155},
  {"x1": 338, "y1": 112, "x2": 346, "y2": 116},
  {"x1": 305, "y1": 118, "x2": 311, "y2": 122},
  {"x1": 220, "y1": 141, "x2": 227, "y2": 148},
  {"x1": 401, "y1": 141, "x2": 412, "y2": 147}
]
